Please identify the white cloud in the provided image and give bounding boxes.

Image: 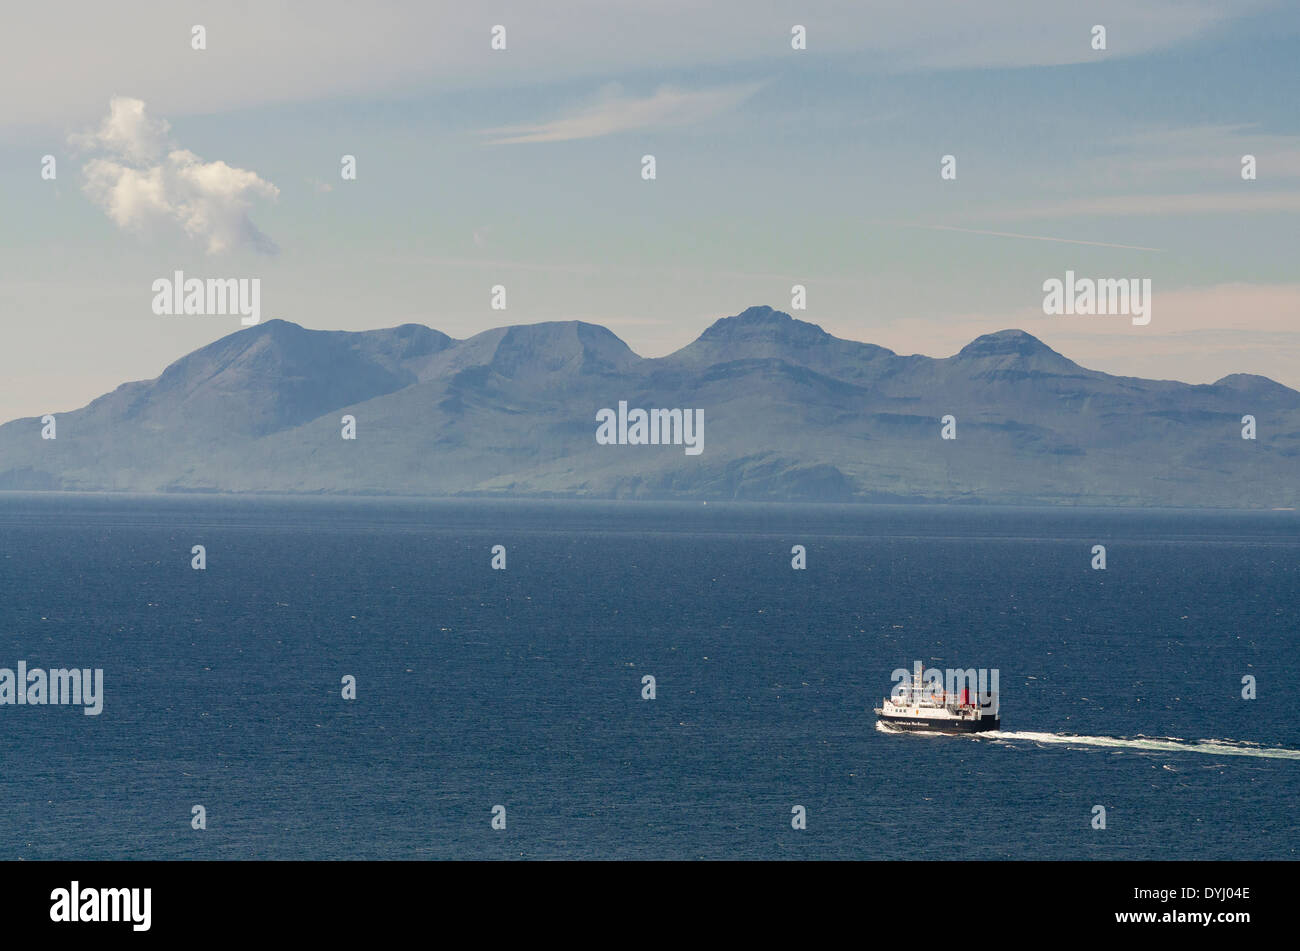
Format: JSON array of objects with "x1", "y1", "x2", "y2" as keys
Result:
[
  {"x1": 72, "y1": 97, "x2": 279, "y2": 255},
  {"x1": 69, "y1": 95, "x2": 169, "y2": 163},
  {"x1": 480, "y1": 82, "x2": 763, "y2": 145}
]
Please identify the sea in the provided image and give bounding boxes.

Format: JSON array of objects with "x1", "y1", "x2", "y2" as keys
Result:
[{"x1": 0, "y1": 494, "x2": 1296, "y2": 860}]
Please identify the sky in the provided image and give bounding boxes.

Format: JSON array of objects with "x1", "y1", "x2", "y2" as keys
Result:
[{"x1": 1, "y1": 0, "x2": 1298, "y2": 422}]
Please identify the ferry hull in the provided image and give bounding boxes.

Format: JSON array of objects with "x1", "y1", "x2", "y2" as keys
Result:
[{"x1": 877, "y1": 713, "x2": 1000, "y2": 734}]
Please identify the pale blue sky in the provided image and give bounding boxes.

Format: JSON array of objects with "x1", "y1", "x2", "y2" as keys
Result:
[{"x1": 1, "y1": 0, "x2": 1298, "y2": 421}]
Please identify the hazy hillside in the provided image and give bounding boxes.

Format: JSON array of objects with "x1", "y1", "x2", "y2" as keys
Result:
[{"x1": 1, "y1": 306, "x2": 1296, "y2": 506}]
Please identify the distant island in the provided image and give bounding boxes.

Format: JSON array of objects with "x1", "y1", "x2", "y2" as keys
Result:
[{"x1": 1, "y1": 306, "x2": 1296, "y2": 507}]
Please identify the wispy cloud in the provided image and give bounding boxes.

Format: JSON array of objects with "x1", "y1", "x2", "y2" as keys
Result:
[
  {"x1": 480, "y1": 82, "x2": 762, "y2": 145},
  {"x1": 901, "y1": 223, "x2": 1165, "y2": 252},
  {"x1": 71, "y1": 96, "x2": 280, "y2": 254},
  {"x1": 3, "y1": 2, "x2": 1264, "y2": 128},
  {"x1": 987, "y1": 192, "x2": 1300, "y2": 220},
  {"x1": 1078, "y1": 124, "x2": 1300, "y2": 185}
]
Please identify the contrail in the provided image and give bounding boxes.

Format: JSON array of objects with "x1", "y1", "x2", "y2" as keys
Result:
[{"x1": 904, "y1": 223, "x2": 1165, "y2": 252}]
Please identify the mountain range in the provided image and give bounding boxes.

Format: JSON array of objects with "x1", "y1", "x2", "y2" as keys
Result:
[{"x1": 2, "y1": 306, "x2": 1296, "y2": 507}]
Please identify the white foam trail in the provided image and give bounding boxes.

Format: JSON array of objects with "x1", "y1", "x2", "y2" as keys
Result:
[
  {"x1": 875, "y1": 720, "x2": 947, "y2": 738},
  {"x1": 982, "y1": 731, "x2": 1300, "y2": 760}
]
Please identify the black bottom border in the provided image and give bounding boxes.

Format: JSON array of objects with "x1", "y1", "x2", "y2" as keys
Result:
[{"x1": 0, "y1": 859, "x2": 1274, "y2": 939}]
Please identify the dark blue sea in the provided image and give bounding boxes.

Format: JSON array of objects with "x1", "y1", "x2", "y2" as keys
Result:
[{"x1": 0, "y1": 494, "x2": 1296, "y2": 860}]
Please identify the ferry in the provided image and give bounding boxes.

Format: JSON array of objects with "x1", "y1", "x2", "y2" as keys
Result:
[{"x1": 875, "y1": 663, "x2": 1000, "y2": 733}]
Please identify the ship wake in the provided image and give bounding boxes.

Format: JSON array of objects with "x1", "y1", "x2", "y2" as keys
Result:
[{"x1": 979, "y1": 731, "x2": 1300, "y2": 760}]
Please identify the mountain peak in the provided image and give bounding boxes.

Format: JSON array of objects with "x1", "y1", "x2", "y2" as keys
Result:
[
  {"x1": 734, "y1": 304, "x2": 788, "y2": 322},
  {"x1": 254, "y1": 317, "x2": 299, "y2": 330},
  {"x1": 698, "y1": 305, "x2": 831, "y2": 344},
  {"x1": 231, "y1": 317, "x2": 306, "y2": 341},
  {"x1": 1211, "y1": 372, "x2": 1297, "y2": 400},
  {"x1": 465, "y1": 319, "x2": 640, "y2": 378},
  {"x1": 665, "y1": 305, "x2": 896, "y2": 377},
  {"x1": 957, "y1": 329, "x2": 1050, "y2": 358},
  {"x1": 952, "y1": 329, "x2": 1082, "y2": 372},
  {"x1": 945, "y1": 329, "x2": 1093, "y2": 384}
]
